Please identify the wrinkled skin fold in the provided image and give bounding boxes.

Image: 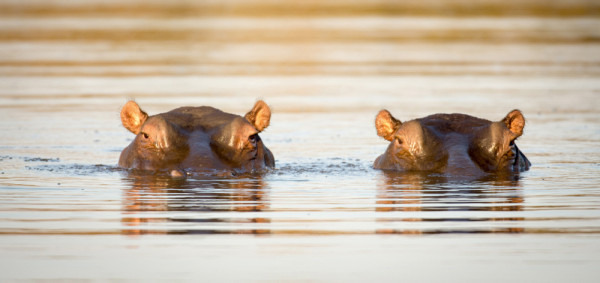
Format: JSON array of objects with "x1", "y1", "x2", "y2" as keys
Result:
[
  {"x1": 374, "y1": 109, "x2": 531, "y2": 178},
  {"x1": 118, "y1": 100, "x2": 275, "y2": 175}
]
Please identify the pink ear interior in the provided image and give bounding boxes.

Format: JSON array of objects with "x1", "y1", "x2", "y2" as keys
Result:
[
  {"x1": 245, "y1": 100, "x2": 271, "y2": 132},
  {"x1": 502, "y1": 109, "x2": 525, "y2": 139},
  {"x1": 120, "y1": 101, "x2": 148, "y2": 134},
  {"x1": 375, "y1": 110, "x2": 401, "y2": 141}
]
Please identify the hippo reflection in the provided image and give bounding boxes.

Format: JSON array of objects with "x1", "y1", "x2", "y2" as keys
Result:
[
  {"x1": 121, "y1": 173, "x2": 269, "y2": 235},
  {"x1": 375, "y1": 170, "x2": 525, "y2": 234},
  {"x1": 374, "y1": 109, "x2": 530, "y2": 177},
  {"x1": 119, "y1": 100, "x2": 274, "y2": 175}
]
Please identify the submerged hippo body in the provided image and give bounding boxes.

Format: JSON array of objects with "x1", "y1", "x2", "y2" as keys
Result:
[
  {"x1": 119, "y1": 100, "x2": 274, "y2": 174},
  {"x1": 374, "y1": 109, "x2": 530, "y2": 177}
]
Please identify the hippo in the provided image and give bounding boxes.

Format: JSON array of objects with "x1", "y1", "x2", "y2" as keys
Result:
[
  {"x1": 374, "y1": 109, "x2": 530, "y2": 177},
  {"x1": 119, "y1": 100, "x2": 274, "y2": 176}
]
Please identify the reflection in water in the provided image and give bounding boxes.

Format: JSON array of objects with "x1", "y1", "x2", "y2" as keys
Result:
[
  {"x1": 376, "y1": 171, "x2": 524, "y2": 234},
  {"x1": 121, "y1": 172, "x2": 269, "y2": 235}
]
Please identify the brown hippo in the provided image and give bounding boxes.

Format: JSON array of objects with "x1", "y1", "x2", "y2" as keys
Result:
[
  {"x1": 374, "y1": 109, "x2": 530, "y2": 177},
  {"x1": 119, "y1": 100, "x2": 274, "y2": 176}
]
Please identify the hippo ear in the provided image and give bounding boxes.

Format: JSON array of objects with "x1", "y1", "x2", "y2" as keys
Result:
[
  {"x1": 120, "y1": 101, "x2": 148, "y2": 134},
  {"x1": 375, "y1": 110, "x2": 402, "y2": 141},
  {"x1": 244, "y1": 100, "x2": 271, "y2": 132},
  {"x1": 501, "y1": 109, "x2": 525, "y2": 140}
]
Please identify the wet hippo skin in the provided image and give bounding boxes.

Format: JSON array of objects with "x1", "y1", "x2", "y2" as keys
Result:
[
  {"x1": 119, "y1": 100, "x2": 274, "y2": 175},
  {"x1": 374, "y1": 109, "x2": 530, "y2": 176}
]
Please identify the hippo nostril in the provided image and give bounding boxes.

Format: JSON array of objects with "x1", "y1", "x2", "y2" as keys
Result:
[{"x1": 170, "y1": 169, "x2": 186, "y2": 179}]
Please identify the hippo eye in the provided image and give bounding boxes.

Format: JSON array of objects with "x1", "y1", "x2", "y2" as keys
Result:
[{"x1": 249, "y1": 134, "x2": 258, "y2": 143}]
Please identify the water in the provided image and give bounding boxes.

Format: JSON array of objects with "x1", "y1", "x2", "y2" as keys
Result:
[{"x1": 1, "y1": 0, "x2": 600, "y2": 281}]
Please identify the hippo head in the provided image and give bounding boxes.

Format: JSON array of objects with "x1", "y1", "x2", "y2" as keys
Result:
[
  {"x1": 374, "y1": 109, "x2": 530, "y2": 177},
  {"x1": 119, "y1": 100, "x2": 274, "y2": 175}
]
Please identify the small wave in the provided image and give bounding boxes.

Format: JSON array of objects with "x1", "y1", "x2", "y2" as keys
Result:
[
  {"x1": 1, "y1": 155, "x2": 60, "y2": 163},
  {"x1": 26, "y1": 163, "x2": 123, "y2": 176},
  {"x1": 274, "y1": 158, "x2": 373, "y2": 176}
]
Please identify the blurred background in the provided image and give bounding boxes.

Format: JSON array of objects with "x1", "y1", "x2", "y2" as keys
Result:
[{"x1": 1, "y1": 0, "x2": 598, "y2": 111}]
